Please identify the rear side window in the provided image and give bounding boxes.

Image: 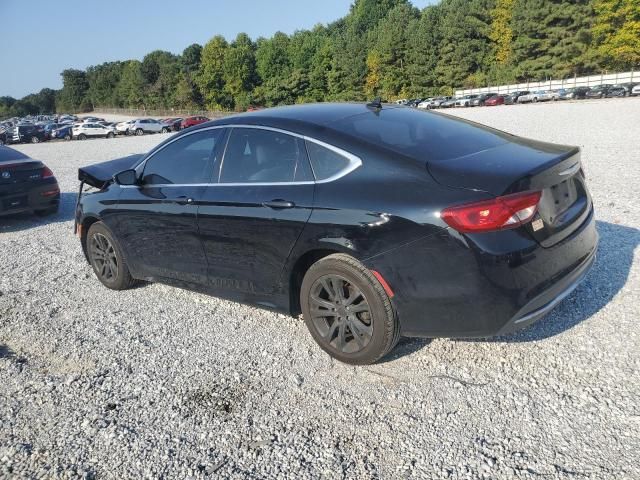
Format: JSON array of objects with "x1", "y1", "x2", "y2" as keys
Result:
[
  {"x1": 332, "y1": 107, "x2": 509, "y2": 163},
  {"x1": 220, "y1": 128, "x2": 311, "y2": 183},
  {"x1": 305, "y1": 141, "x2": 351, "y2": 181},
  {"x1": 142, "y1": 129, "x2": 222, "y2": 185}
]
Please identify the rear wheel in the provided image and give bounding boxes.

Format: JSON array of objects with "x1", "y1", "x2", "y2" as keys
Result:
[
  {"x1": 86, "y1": 222, "x2": 137, "y2": 290},
  {"x1": 301, "y1": 254, "x2": 399, "y2": 365},
  {"x1": 106, "y1": 132, "x2": 114, "y2": 138},
  {"x1": 161, "y1": 127, "x2": 169, "y2": 133},
  {"x1": 136, "y1": 128, "x2": 144, "y2": 136},
  {"x1": 64, "y1": 134, "x2": 71, "y2": 141},
  {"x1": 31, "y1": 136, "x2": 40, "y2": 143},
  {"x1": 78, "y1": 134, "x2": 87, "y2": 140}
]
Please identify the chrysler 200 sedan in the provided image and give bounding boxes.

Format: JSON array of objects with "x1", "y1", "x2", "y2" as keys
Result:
[{"x1": 75, "y1": 103, "x2": 598, "y2": 365}]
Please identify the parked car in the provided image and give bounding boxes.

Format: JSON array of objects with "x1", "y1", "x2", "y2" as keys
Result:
[
  {"x1": 181, "y1": 116, "x2": 210, "y2": 129},
  {"x1": 73, "y1": 123, "x2": 116, "y2": 140},
  {"x1": 160, "y1": 117, "x2": 183, "y2": 132},
  {"x1": 116, "y1": 120, "x2": 136, "y2": 135},
  {"x1": 554, "y1": 88, "x2": 574, "y2": 100},
  {"x1": 43, "y1": 123, "x2": 65, "y2": 139},
  {"x1": 0, "y1": 130, "x2": 8, "y2": 146},
  {"x1": 455, "y1": 94, "x2": 479, "y2": 107},
  {"x1": 585, "y1": 85, "x2": 614, "y2": 99},
  {"x1": 128, "y1": 118, "x2": 163, "y2": 136},
  {"x1": 0, "y1": 145, "x2": 60, "y2": 217},
  {"x1": 75, "y1": 102, "x2": 597, "y2": 365},
  {"x1": 440, "y1": 98, "x2": 458, "y2": 108},
  {"x1": 484, "y1": 94, "x2": 507, "y2": 106},
  {"x1": 505, "y1": 91, "x2": 530, "y2": 103},
  {"x1": 418, "y1": 97, "x2": 451, "y2": 109},
  {"x1": 10, "y1": 124, "x2": 47, "y2": 144},
  {"x1": 608, "y1": 83, "x2": 638, "y2": 97},
  {"x1": 51, "y1": 125, "x2": 73, "y2": 141},
  {"x1": 632, "y1": 84, "x2": 640, "y2": 96},
  {"x1": 566, "y1": 87, "x2": 591, "y2": 99},
  {"x1": 471, "y1": 93, "x2": 498, "y2": 106},
  {"x1": 518, "y1": 90, "x2": 554, "y2": 103}
]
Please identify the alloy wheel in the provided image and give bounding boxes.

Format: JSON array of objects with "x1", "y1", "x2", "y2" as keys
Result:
[
  {"x1": 309, "y1": 274, "x2": 373, "y2": 354},
  {"x1": 90, "y1": 233, "x2": 118, "y2": 282}
]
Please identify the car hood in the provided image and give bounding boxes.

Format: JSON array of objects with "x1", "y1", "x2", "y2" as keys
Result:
[{"x1": 78, "y1": 154, "x2": 144, "y2": 188}]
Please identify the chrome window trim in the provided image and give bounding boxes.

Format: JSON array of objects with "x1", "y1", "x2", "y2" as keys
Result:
[{"x1": 132, "y1": 123, "x2": 362, "y2": 187}]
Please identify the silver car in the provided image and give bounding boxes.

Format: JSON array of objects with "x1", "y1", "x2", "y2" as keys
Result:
[{"x1": 128, "y1": 118, "x2": 163, "y2": 136}]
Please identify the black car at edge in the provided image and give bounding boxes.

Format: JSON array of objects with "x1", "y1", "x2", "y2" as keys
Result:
[
  {"x1": 75, "y1": 103, "x2": 598, "y2": 364},
  {"x1": 0, "y1": 146, "x2": 60, "y2": 216}
]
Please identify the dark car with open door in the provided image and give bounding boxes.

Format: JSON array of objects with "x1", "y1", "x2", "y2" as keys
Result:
[
  {"x1": 75, "y1": 103, "x2": 598, "y2": 365},
  {"x1": 0, "y1": 146, "x2": 60, "y2": 217}
]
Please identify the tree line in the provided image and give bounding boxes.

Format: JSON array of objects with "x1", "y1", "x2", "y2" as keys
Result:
[{"x1": 1, "y1": 0, "x2": 638, "y2": 118}]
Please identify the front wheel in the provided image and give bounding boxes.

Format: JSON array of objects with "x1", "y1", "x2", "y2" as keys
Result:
[
  {"x1": 31, "y1": 136, "x2": 40, "y2": 143},
  {"x1": 161, "y1": 127, "x2": 169, "y2": 133},
  {"x1": 106, "y1": 132, "x2": 114, "y2": 138},
  {"x1": 301, "y1": 254, "x2": 400, "y2": 365},
  {"x1": 64, "y1": 134, "x2": 71, "y2": 141},
  {"x1": 86, "y1": 222, "x2": 137, "y2": 290},
  {"x1": 78, "y1": 134, "x2": 87, "y2": 140},
  {"x1": 135, "y1": 128, "x2": 144, "y2": 136}
]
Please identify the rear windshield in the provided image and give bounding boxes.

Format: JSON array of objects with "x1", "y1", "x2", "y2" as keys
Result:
[{"x1": 331, "y1": 107, "x2": 509, "y2": 162}]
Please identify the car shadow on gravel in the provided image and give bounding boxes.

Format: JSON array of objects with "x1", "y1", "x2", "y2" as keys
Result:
[
  {"x1": 479, "y1": 220, "x2": 639, "y2": 343},
  {"x1": 0, "y1": 192, "x2": 76, "y2": 233}
]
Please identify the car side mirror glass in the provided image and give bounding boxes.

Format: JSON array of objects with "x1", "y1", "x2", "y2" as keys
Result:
[{"x1": 113, "y1": 169, "x2": 138, "y2": 186}]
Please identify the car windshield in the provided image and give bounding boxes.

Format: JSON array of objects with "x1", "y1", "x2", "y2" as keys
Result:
[{"x1": 332, "y1": 107, "x2": 508, "y2": 163}]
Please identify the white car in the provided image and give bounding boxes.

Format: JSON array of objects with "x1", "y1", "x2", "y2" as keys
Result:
[
  {"x1": 72, "y1": 123, "x2": 116, "y2": 140},
  {"x1": 631, "y1": 84, "x2": 640, "y2": 96},
  {"x1": 116, "y1": 119, "x2": 136, "y2": 135},
  {"x1": 518, "y1": 90, "x2": 555, "y2": 103},
  {"x1": 128, "y1": 118, "x2": 163, "y2": 136}
]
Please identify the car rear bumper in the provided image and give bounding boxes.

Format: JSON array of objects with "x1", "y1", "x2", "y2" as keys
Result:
[
  {"x1": 366, "y1": 207, "x2": 598, "y2": 338},
  {"x1": 0, "y1": 181, "x2": 60, "y2": 216}
]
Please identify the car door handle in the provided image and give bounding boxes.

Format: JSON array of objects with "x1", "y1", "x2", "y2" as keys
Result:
[
  {"x1": 173, "y1": 196, "x2": 194, "y2": 205},
  {"x1": 262, "y1": 199, "x2": 295, "y2": 209}
]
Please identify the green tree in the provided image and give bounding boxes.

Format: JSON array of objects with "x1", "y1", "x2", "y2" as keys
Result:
[
  {"x1": 117, "y1": 60, "x2": 145, "y2": 108},
  {"x1": 590, "y1": 0, "x2": 640, "y2": 70},
  {"x1": 223, "y1": 33, "x2": 257, "y2": 110},
  {"x1": 181, "y1": 43, "x2": 203, "y2": 73},
  {"x1": 198, "y1": 35, "x2": 228, "y2": 110},
  {"x1": 57, "y1": 69, "x2": 89, "y2": 112}
]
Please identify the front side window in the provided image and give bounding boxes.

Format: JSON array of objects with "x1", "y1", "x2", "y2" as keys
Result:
[
  {"x1": 220, "y1": 128, "x2": 311, "y2": 183},
  {"x1": 142, "y1": 129, "x2": 222, "y2": 185}
]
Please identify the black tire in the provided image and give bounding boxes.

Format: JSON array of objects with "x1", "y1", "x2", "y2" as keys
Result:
[
  {"x1": 35, "y1": 205, "x2": 59, "y2": 216},
  {"x1": 136, "y1": 128, "x2": 144, "y2": 136},
  {"x1": 161, "y1": 127, "x2": 169, "y2": 133},
  {"x1": 300, "y1": 253, "x2": 400, "y2": 365},
  {"x1": 78, "y1": 134, "x2": 87, "y2": 140},
  {"x1": 64, "y1": 134, "x2": 71, "y2": 141},
  {"x1": 86, "y1": 222, "x2": 137, "y2": 290},
  {"x1": 31, "y1": 136, "x2": 40, "y2": 143},
  {"x1": 107, "y1": 132, "x2": 114, "y2": 138}
]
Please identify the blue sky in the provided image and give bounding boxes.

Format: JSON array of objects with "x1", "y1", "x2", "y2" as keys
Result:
[{"x1": 0, "y1": 0, "x2": 435, "y2": 98}]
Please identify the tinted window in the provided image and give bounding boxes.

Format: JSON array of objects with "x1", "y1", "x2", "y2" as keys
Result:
[
  {"x1": 332, "y1": 107, "x2": 509, "y2": 163},
  {"x1": 305, "y1": 141, "x2": 351, "y2": 181},
  {"x1": 220, "y1": 128, "x2": 311, "y2": 183},
  {"x1": 142, "y1": 129, "x2": 221, "y2": 185}
]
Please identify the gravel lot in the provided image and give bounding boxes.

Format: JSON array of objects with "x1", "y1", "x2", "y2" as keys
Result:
[{"x1": 1, "y1": 99, "x2": 639, "y2": 479}]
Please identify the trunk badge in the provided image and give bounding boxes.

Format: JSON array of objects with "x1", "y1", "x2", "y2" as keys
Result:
[{"x1": 532, "y1": 219, "x2": 544, "y2": 231}]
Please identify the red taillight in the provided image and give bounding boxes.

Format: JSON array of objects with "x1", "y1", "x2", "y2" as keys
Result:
[
  {"x1": 41, "y1": 166, "x2": 55, "y2": 179},
  {"x1": 441, "y1": 190, "x2": 542, "y2": 233},
  {"x1": 41, "y1": 188, "x2": 60, "y2": 197}
]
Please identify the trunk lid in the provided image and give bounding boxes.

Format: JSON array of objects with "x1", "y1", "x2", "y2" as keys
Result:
[
  {"x1": 0, "y1": 159, "x2": 45, "y2": 186},
  {"x1": 78, "y1": 154, "x2": 143, "y2": 189},
  {"x1": 428, "y1": 140, "x2": 592, "y2": 247}
]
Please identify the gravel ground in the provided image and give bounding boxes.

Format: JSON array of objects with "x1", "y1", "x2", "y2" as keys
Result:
[{"x1": 1, "y1": 99, "x2": 639, "y2": 479}]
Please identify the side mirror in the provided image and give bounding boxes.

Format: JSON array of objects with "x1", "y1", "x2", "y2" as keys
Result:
[{"x1": 113, "y1": 169, "x2": 138, "y2": 186}]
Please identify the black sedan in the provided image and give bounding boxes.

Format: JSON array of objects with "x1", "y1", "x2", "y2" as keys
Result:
[
  {"x1": 0, "y1": 146, "x2": 60, "y2": 217},
  {"x1": 75, "y1": 103, "x2": 598, "y2": 364},
  {"x1": 585, "y1": 84, "x2": 614, "y2": 99}
]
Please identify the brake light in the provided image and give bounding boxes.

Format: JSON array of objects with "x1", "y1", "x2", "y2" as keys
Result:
[
  {"x1": 41, "y1": 166, "x2": 55, "y2": 179},
  {"x1": 441, "y1": 191, "x2": 542, "y2": 233}
]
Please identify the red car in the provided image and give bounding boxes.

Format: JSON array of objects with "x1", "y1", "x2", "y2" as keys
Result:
[
  {"x1": 181, "y1": 116, "x2": 209, "y2": 129},
  {"x1": 484, "y1": 95, "x2": 506, "y2": 106}
]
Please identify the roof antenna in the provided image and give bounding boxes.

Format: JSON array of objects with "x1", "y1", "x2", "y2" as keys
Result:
[{"x1": 366, "y1": 97, "x2": 383, "y2": 110}]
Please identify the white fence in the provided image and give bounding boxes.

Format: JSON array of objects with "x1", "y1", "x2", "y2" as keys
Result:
[{"x1": 455, "y1": 71, "x2": 640, "y2": 95}]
